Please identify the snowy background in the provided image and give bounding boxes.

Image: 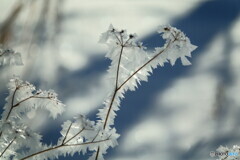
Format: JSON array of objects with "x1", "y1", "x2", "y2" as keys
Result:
[{"x1": 0, "y1": 0, "x2": 240, "y2": 159}]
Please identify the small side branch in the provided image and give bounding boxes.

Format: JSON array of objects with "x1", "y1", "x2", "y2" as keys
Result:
[
  {"x1": 91, "y1": 130, "x2": 100, "y2": 143},
  {"x1": 63, "y1": 127, "x2": 85, "y2": 145},
  {"x1": 117, "y1": 40, "x2": 172, "y2": 91},
  {"x1": 5, "y1": 86, "x2": 20, "y2": 120},
  {"x1": 61, "y1": 122, "x2": 73, "y2": 145},
  {"x1": 6, "y1": 95, "x2": 53, "y2": 120},
  {"x1": 0, "y1": 136, "x2": 16, "y2": 157},
  {"x1": 19, "y1": 138, "x2": 110, "y2": 160}
]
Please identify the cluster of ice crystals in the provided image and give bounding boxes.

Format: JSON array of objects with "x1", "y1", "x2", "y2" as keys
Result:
[
  {"x1": 157, "y1": 25, "x2": 197, "y2": 66},
  {"x1": 0, "y1": 45, "x2": 23, "y2": 66}
]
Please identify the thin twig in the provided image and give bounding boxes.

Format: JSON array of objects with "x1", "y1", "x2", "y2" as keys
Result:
[
  {"x1": 0, "y1": 136, "x2": 16, "y2": 157},
  {"x1": 117, "y1": 40, "x2": 172, "y2": 90},
  {"x1": 12, "y1": 96, "x2": 51, "y2": 108},
  {"x1": 19, "y1": 138, "x2": 110, "y2": 160},
  {"x1": 119, "y1": 32, "x2": 123, "y2": 44},
  {"x1": 6, "y1": 95, "x2": 51, "y2": 120},
  {"x1": 91, "y1": 130, "x2": 100, "y2": 143},
  {"x1": 63, "y1": 127, "x2": 85, "y2": 144},
  {"x1": 5, "y1": 86, "x2": 20, "y2": 121},
  {"x1": 113, "y1": 32, "x2": 122, "y2": 45},
  {"x1": 61, "y1": 122, "x2": 73, "y2": 145}
]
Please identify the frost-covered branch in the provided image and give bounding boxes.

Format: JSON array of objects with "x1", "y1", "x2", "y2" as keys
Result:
[
  {"x1": 18, "y1": 115, "x2": 117, "y2": 160},
  {"x1": 19, "y1": 136, "x2": 112, "y2": 160},
  {"x1": 1, "y1": 78, "x2": 65, "y2": 121},
  {"x1": 0, "y1": 24, "x2": 197, "y2": 160},
  {"x1": 94, "y1": 24, "x2": 197, "y2": 159},
  {"x1": 0, "y1": 77, "x2": 118, "y2": 160},
  {"x1": 0, "y1": 78, "x2": 65, "y2": 159},
  {"x1": 0, "y1": 45, "x2": 23, "y2": 66}
]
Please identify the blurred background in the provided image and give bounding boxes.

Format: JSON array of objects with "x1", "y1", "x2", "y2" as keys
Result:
[{"x1": 0, "y1": 0, "x2": 240, "y2": 159}]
